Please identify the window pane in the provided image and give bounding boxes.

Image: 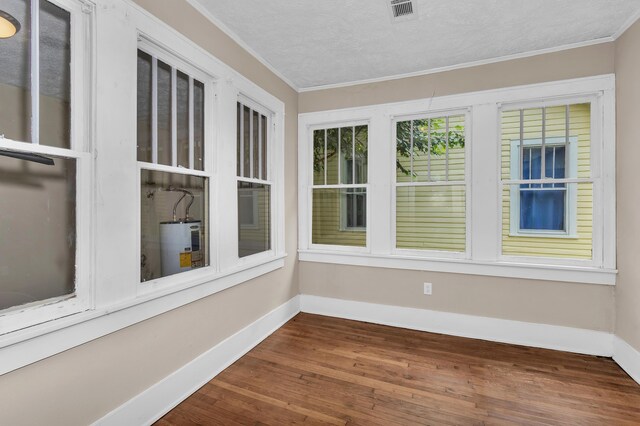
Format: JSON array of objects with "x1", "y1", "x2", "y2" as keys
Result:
[
  {"x1": 354, "y1": 125, "x2": 368, "y2": 184},
  {"x1": 313, "y1": 129, "x2": 325, "y2": 185},
  {"x1": 502, "y1": 183, "x2": 592, "y2": 259},
  {"x1": 0, "y1": 0, "x2": 31, "y2": 143},
  {"x1": 140, "y1": 170, "x2": 209, "y2": 281},
  {"x1": 427, "y1": 117, "x2": 448, "y2": 182},
  {"x1": 0, "y1": 155, "x2": 76, "y2": 311},
  {"x1": 410, "y1": 118, "x2": 431, "y2": 182},
  {"x1": 156, "y1": 60, "x2": 172, "y2": 166},
  {"x1": 260, "y1": 114, "x2": 267, "y2": 180},
  {"x1": 236, "y1": 102, "x2": 241, "y2": 175},
  {"x1": 326, "y1": 128, "x2": 339, "y2": 185},
  {"x1": 39, "y1": 0, "x2": 70, "y2": 149},
  {"x1": 447, "y1": 115, "x2": 465, "y2": 181},
  {"x1": 242, "y1": 105, "x2": 250, "y2": 178},
  {"x1": 176, "y1": 70, "x2": 189, "y2": 168},
  {"x1": 520, "y1": 189, "x2": 566, "y2": 231},
  {"x1": 238, "y1": 181, "x2": 270, "y2": 257},
  {"x1": 136, "y1": 50, "x2": 152, "y2": 162},
  {"x1": 395, "y1": 121, "x2": 412, "y2": 183},
  {"x1": 339, "y1": 127, "x2": 353, "y2": 184},
  {"x1": 193, "y1": 79, "x2": 204, "y2": 171},
  {"x1": 396, "y1": 185, "x2": 466, "y2": 252},
  {"x1": 312, "y1": 188, "x2": 366, "y2": 247}
]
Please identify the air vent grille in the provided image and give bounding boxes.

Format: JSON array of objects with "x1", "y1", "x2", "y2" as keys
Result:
[{"x1": 391, "y1": 0, "x2": 414, "y2": 18}]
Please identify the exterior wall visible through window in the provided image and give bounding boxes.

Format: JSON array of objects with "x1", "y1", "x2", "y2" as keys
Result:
[{"x1": 311, "y1": 124, "x2": 369, "y2": 247}]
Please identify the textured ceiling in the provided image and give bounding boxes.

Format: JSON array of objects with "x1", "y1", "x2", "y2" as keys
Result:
[{"x1": 193, "y1": 0, "x2": 640, "y2": 89}]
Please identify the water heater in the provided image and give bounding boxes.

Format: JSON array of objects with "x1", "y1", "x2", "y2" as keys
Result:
[{"x1": 160, "y1": 220, "x2": 202, "y2": 276}]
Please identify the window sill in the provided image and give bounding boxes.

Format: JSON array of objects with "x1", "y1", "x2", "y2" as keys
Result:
[
  {"x1": 0, "y1": 254, "x2": 286, "y2": 375},
  {"x1": 509, "y1": 232, "x2": 579, "y2": 239},
  {"x1": 298, "y1": 250, "x2": 616, "y2": 286}
]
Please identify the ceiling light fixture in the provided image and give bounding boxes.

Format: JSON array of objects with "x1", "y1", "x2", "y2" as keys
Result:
[{"x1": 0, "y1": 10, "x2": 21, "y2": 39}]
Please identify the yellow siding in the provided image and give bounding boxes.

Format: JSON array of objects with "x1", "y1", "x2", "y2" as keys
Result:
[
  {"x1": 312, "y1": 189, "x2": 366, "y2": 247},
  {"x1": 395, "y1": 115, "x2": 466, "y2": 252},
  {"x1": 396, "y1": 185, "x2": 466, "y2": 251},
  {"x1": 500, "y1": 104, "x2": 593, "y2": 259}
]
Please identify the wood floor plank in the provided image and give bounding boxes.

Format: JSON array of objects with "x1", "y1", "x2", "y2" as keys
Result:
[{"x1": 156, "y1": 313, "x2": 640, "y2": 425}]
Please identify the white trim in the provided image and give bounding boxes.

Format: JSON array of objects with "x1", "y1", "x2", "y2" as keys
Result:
[
  {"x1": 0, "y1": 257, "x2": 286, "y2": 375},
  {"x1": 611, "y1": 8, "x2": 640, "y2": 40},
  {"x1": 298, "y1": 38, "x2": 613, "y2": 93},
  {"x1": 94, "y1": 295, "x2": 300, "y2": 426},
  {"x1": 613, "y1": 336, "x2": 640, "y2": 386},
  {"x1": 299, "y1": 75, "x2": 616, "y2": 281},
  {"x1": 298, "y1": 251, "x2": 616, "y2": 285},
  {"x1": 300, "y1": 295, "x2": 613, "y2": 356},
  {"x1": 183, "y1": 0, "x2": 299, "y2": 92}
]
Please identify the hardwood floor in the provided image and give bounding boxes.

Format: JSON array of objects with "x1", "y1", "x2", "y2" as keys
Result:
[{"x1": 157, "y1": 313, "x2": 640, "y2": 425}]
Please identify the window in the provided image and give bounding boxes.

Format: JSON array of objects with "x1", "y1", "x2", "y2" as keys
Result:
[
  {"x1": 298, "y1": 76, "x2": 615, "y2": 284},
  {"x1": 237, "y1": 100, "x2": 271, "y2": 258},
  {"x1": 394, "y1": 113, "x2": 467, "y2": 253},
  {"x1": 137, "y1": 46, "x2": 211, "y2": 281},
  {"x1": 311, "y1": 124, "x2": 368, "y2": 247},
  {"x1": 501, "y1": 103, "x2": 592, "y2": 260},
  {"x1": 0, "y1": 0, "x2": 92, "y2": 324}
]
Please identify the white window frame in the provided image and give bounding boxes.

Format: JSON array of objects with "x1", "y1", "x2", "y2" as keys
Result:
[
  {"x1": 339, "y1": 188, "x2": 367, "y2": 231},
  {"x1": 307, "y1": 120, "x2": 371, "y2": 253},
  {"x1": 136, "y1": 37, "x2": 217, "y2": 293},
  {"x1": 509, "y1": 136, "x2": 578, "y2": 237},
  {"x1": 298, "y1": 75, "x2": 616, "y2": 286},
  {"x1": 0, "y1": 0, "x2": 286, "y2": 375},
  {"x1": 0, "y1": 0, "x2": 94, "y2": 335},
  {"x1": 236, "y1": 95, "x2": 277, "y2": 262},
  {"x1": 391, "y1": 109, "x2": 472, "y2": 260}
]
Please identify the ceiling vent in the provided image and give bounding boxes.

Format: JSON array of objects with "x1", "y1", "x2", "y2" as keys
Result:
[{"x1": 389, "y1": 0, "x2": 417, "y2": 22}]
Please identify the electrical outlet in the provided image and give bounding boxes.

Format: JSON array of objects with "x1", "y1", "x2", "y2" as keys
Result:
[{"x1": 423, "y1": 282, "x2": 432, "y2": 295}]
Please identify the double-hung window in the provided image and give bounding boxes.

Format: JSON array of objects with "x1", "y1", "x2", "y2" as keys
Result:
[
  {"x1": 299, "y1": 76, "x2": 615, "y2": 284},
  {"x1": 236, "y1": 100, "x2": 272, "y2": 258},
  {"x1": 0, "y1": 0, "x2": 92, "y2": 331},
  {"x1": 137, "y1": 43, "x2": 212, "y2": 282},
  {"x1": 311, "y1": 124, "x2": 369, "y2": 247},
  {"x1": 394, "y1": 113, "x2": 467, "y2": 254},
  {"x1": 501, "y1": 102, "x2": 593, "y2": 260}
]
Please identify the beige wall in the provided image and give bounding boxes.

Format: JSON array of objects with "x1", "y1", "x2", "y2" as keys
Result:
[
  {"x1": 0, "y1": 0, "x2": 299, "y2": 425},
  {"x1": 299, "y1": 42, "x2": 617, "y2": 332},
  {"x1": 299, "y1": 43, "x2": 615, "y2": 113},
  {"x1": 615, "y1": 19, "x2": 640, "y2": 352}
]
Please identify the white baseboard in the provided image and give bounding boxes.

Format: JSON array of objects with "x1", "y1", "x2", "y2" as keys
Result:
[
  {"x1": 300, "y1": 295, "x2": 613, "y2": 357},
  {"x1": 94, "y1": 295, "x2": 301, "y2": 426},
  {"x1": 613, "y1": 336, "x2": 640, "y2": 386},
  {"x1": 94, "y1": 293, "x2": 637, "y2": 426}
]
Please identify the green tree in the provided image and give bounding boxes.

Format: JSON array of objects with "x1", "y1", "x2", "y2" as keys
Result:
[{"x1": 312, "y1": 119, "x2": 465, "y2": 176}]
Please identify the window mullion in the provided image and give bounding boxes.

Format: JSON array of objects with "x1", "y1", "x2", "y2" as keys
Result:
[
  {"x1": 171, "y1": 67, "x2": 177, "y2": 167},
  {"x1": 338, "y1": 127, "x2": 341, "y2": 184},
  {"x1": 427, "y1": 118, "x2": 431, "y2": 181},
  {"x1": 239, "y1": 104, "x2": 244, "y2": 177},
  {"x1": 249, "y1": 108, "x2": 254, "y2": 179},
  {"x1": 151, "y1": 57, "x2": 158, "y2": 164},
  {"x1": 541, "y1": 106, "x2": 546, "y2": 179},
  {"x1": 324, "y1": 129, "x2": 327, "y2": 185},
  {"x1": 188, "y1": 76, "x2": 194, "y2": 169},
  {"x1": 258, "y1": 111, "x2": 262, "y2": 180}
]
